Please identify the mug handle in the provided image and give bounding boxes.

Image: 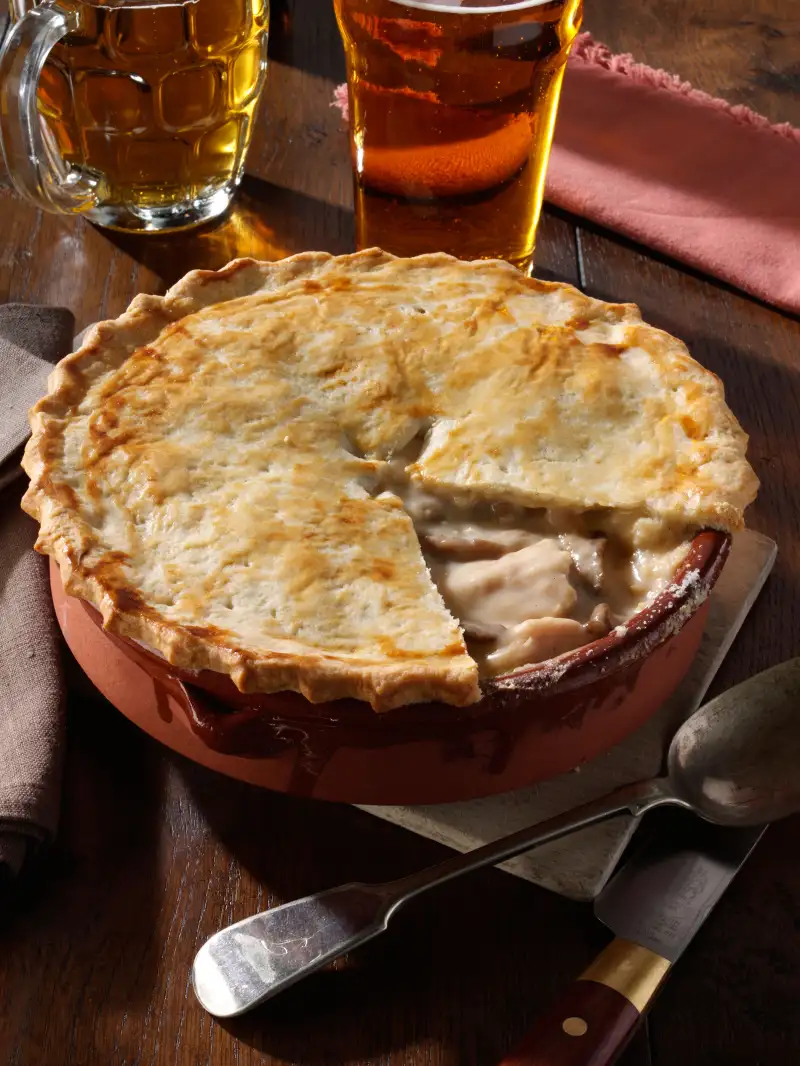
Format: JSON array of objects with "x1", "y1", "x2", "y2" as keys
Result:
[{"x1": 0, "y1": 3, "x2": 101, "y2": 214}]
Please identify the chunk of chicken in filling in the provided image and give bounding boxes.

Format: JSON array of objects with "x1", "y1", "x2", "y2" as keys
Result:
[{"x1": 379, "y1": 460, "x2": 692, "y2": 676}]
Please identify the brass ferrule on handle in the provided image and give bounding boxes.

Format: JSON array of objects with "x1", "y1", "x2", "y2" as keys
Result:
[{"x1": 579, "y1": 938, "x2": 672, "y2": 1013}]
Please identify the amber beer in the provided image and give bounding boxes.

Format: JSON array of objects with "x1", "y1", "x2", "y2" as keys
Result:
[
  {"x1": 334, "y1": 0, "x2": 582, "y2": 270},
  {"x1": 33, "y1": 0, "x2": 269, "y2": 228}
]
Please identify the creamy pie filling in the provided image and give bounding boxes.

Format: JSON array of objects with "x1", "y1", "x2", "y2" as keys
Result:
[{"x1": 377, "y1": 457, "x2": 692, "y2": 678}]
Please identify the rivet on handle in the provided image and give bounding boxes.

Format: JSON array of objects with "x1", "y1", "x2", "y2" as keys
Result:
[{"x1": 561, "y1": 1016, "x2": 588, "y2": 1037}]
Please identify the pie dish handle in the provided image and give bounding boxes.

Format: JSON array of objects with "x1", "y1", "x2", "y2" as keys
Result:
[
  {"x1": 0, "y1": 4, "x2": 100, "y2": 215},
  {"x1": 171, "y1": 679, "x2": 302, "y2": 759}
]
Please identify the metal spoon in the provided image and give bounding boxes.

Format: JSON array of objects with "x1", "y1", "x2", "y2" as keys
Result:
[{"x1": 193, "y1": 656, "x2": 800, "y2": 1018}]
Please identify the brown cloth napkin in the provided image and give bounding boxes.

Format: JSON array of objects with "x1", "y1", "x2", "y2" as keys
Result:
[{"x1": 0, "y1": 304, "x2": 74, "y2": 877}]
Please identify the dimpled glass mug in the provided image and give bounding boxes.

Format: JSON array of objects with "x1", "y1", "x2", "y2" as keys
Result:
[{"x1": 0, "y1": 0, "x2": 269, "y2": 232}]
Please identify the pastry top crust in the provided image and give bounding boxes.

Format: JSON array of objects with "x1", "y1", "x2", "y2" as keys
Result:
[{"x1": 21, "y1": 250, "x2": 758, "y2": 710}]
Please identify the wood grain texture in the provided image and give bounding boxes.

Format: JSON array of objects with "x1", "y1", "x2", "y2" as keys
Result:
[
  {"x1": 586, "y1": 0, "x2": 800, "y2": 126},
  {"x1": 1, "y1": 0, "x2": 799, "y2": 1064}
]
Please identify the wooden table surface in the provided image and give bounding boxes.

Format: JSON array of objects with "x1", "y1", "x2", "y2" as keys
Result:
[{"x1": 2, "y1": 1, "x2": 800, "y2": 1063}]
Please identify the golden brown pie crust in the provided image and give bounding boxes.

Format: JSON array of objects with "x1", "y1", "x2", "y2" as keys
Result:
[{"x1": 21, "y1": 250, "x2": 758, "y2": 710}]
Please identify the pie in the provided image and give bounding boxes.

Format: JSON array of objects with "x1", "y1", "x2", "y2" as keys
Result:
[{"x1": 21, "y1": 250, "x2": 758, "y2": 710}]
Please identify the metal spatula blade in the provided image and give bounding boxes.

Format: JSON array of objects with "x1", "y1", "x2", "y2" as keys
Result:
[
  {"x1": 495, "y1": 817, "x2": 765, "y2": 1065},
  {"x1": 594, "y1": 817, "x2": 764, "y2": 962}
]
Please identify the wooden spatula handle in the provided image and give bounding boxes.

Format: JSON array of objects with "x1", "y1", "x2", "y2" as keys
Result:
[{"x1": 498, "y1": 938, "x2": 671, "y2": 1066}]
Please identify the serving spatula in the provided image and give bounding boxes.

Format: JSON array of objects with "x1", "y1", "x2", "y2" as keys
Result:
[{"x1": 498, "y1": 816, "x2": 762, "y2": 1064}]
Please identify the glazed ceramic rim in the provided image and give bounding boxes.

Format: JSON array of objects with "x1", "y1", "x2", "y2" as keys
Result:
[{"x1": 71, "y1": 529, "x2": 730, "y2": 720}]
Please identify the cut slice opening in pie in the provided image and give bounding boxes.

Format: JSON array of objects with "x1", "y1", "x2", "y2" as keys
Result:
[{"x1": 21, "y1": 250, "x2": 758, "y2": 711}]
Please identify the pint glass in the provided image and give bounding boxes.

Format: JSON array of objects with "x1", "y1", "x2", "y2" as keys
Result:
[{"x1": 335, "y1": 0, "x2": 583, "y2": 271}]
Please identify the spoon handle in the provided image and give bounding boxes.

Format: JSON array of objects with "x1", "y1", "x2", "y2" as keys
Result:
[
  {"x1": 383, "y1": 777, "x2": 673, "y2": 909},
  {"x1": 192, "y1": 778, "x2": 674, "y2": 1017}
]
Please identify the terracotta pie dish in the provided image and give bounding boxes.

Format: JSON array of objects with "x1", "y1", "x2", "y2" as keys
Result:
[
  {"x1": 27, "y1": 252, "x2": 755, "y2": 805},
  {"x1": 52, "y1": 531, "x2": 728, "y2": 805}
]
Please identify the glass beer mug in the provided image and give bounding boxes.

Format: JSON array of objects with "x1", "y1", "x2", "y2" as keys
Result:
[
  {"x1": 0, "y1": 0, "x2": 269, "y2": 232},
  {"x1": 335, "y1": 0, "x2": 583, "y2": 272}
]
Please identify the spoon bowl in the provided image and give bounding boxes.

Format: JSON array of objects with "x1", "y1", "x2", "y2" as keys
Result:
[{"x1": 667, "y1": 657, "x2": 800, "y2": 826}]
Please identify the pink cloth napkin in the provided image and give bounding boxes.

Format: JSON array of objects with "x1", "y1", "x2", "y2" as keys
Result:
[{"x1": 333, "y1": 34, "x2": 800, "y2": 315}]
